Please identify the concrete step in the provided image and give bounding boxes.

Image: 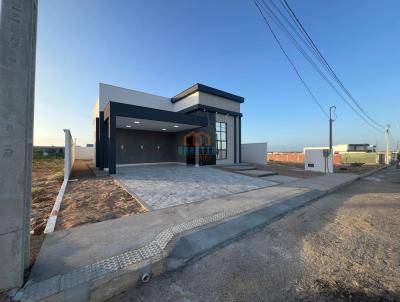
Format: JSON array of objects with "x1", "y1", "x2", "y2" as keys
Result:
[{"x1": 236, "y1": 169, "x2": 278, "y2": 177}]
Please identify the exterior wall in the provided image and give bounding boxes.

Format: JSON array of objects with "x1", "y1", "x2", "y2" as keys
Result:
[
  {"x1": 172, "y1": 92, "x2": 199, "y2": 112},
  {"x1": 241, "y1": 143, "x2": 268, "y2": 165},
  {"x1": 116, "y1": 129, "x2": 175, "y2": 164},
  {"x1": 198, "y1": 91, "x2": 241, "y2": 113},
  {"x1": 75, "y1": 146, "x2": 95, "y2": 160},
  {"x1": 99, "y1": 83, "x2": 172, "y2": 112},
  {"x1": 216, "y1": 113, "x2": 235, "y2": 165}
]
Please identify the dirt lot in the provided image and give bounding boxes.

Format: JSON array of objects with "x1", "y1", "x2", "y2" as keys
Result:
[
  {"x1": 30, "y1": 159, "x2": 64, "y2": 265},
  {"x1": 55, "y1": 160, "x2": 146, "y2": 230}
]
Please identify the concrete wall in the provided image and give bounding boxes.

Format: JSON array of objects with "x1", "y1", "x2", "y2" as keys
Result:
[
  {"x1": 216, "y1": 113, "x2": 235, "y2": 165},
  {"x1": 99, "y1": 83, "x2": 172, "y2": 112},
  {"x1": 116, "y1": 129, "x2": 176, "y2": 164},
  {"x1": 75, "y1": 146, "x2": 94, "y2": 160},
  {"x1": 199, "y1": 91, "x2": 241, "y2": 113},
  {"x1": 172, "y1": 92, "x2": 199, "y2": 112},
  {"x1": 241, "y1": 143, "x2": 268, "y2": 165},
  {"x1": 0, "y1": 0, "x2": 38, "y2": 290}
]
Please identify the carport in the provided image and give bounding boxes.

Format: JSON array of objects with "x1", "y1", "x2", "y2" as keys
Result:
[{"x1": 96, "y1": 101, "x2": 209, "y2": 173}]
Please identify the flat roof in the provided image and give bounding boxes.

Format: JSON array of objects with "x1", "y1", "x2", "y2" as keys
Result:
[{"x1": 171, "y1": 83, "x2": 244, "y2": 103}]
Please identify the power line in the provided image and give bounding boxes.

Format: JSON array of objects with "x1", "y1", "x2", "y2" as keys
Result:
[
  {"x1": 253, "y1": 0, "x2": 329, "y2": 118},
  {"x1": 255, "y1": 0, "x2": 383, "y2": 133},
  {"x1": 279, "y1": 0, "x2": 385, "y2": 129}
]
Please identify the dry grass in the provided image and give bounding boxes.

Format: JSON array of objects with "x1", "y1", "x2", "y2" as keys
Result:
[{"x1": 55, "y1": 160, "x2": 147, "y2": 230}]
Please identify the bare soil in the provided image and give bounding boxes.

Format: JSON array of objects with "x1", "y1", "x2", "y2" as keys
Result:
[
  {"x1": 55, "y1": 160, "x2": 146, "y2": 230},
  {"x1": 30, "y1": 158, "x2": 64, "y2": 265}
]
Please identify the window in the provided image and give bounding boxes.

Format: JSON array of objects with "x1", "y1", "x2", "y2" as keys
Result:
[{"x1": 216, "y1": 122, "x2": 227, "y2": 160}]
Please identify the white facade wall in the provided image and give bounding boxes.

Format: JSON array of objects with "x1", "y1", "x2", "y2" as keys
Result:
[
  {"x1": 241, "y1": 143, "x2": 268, "y2": 165},
  {"x1": 172, "y1": 92, "x2": 199, "y2": 112},
  {"x1": 198, "y1": 91, "x2": 240, "y2": 113},
  {"x1": 99, "y1": 83, "x2": 172, "y2": 112}
]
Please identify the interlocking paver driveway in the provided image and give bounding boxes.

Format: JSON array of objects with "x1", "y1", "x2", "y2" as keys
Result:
[{"x1": 114, "y1": 164, "x2": 277, "y2": 210}]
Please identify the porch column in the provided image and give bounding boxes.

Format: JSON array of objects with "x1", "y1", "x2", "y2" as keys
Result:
[
  {"x1": 108, "y1": 115, "x2": 116, "y2": 174},
  {"x1": 0, "y1": 0, "x2": 38, "y2": 289}
]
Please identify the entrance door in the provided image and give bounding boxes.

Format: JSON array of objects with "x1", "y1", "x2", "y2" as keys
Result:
[{"x1": 186, "y1": 136, "x2": 195, "y2": 165}]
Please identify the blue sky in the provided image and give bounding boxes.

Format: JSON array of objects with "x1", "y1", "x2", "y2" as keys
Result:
[{"x1": 35, "y1": 0, "x2": 400, "y2": 151}]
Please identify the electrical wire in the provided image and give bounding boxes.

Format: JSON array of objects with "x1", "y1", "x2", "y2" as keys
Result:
[
  {"x1": 279, "y1": 0, "x2": 385, "y2": 129},
  {"x1": 255, "y1": 0, "x2": 383, "y2": 133},
  {"x1": 253, "y1": 0, "x2": 329, "y2": 118}
]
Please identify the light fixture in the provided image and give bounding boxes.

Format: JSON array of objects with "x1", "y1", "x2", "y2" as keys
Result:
[
  {"x1": 161, "y1": 128, "x2": 167, "y2": 131},
  {"x1": 134, "y1": 121, "x2": 140, "y2": 124},
  {"x1": 173, "y1": 125, "x2": 179, "y2": 128},
  {"x1": 126, "y1": 125, "x2": 132, "y2": 128}
]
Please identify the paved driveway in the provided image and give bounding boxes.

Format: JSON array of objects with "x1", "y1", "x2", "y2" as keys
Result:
[{"x1": 114, "y1": 164, "x2": 277, "y2": 210}]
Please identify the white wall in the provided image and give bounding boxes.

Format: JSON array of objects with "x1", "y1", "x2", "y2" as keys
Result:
[
  {"x1": 99, "y1": 83, "x2": 172, "y2": 112},
  {"x1": 216, "y1": 113, "x2": 235, "y2": 165},
  {"x1": 74, "y1": 146, "x2": 95, "y2": 160},
  {"x1": 63, "y1": 129, "x2": 74, "y2": 180},
  {"x1": 172, "y1": 92, "x2": 200, "y2": 112},
  {"x1": 198, "y1": 91, "x2": 240, "y2": 113},
  {"x1": 241, "y1": 143, "x2": 268, "y2": 165}
]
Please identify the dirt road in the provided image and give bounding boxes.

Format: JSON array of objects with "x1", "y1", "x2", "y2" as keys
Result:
[{"x1": 109, "y1": 167, "x2": 400, "y2": 301}]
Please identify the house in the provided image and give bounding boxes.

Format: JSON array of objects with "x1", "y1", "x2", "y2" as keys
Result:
[
  {"x1": 333, "y1": 143, "x2": 374, "y2": 153},
  {"x1": 93, "y1": 83, "x2": 244, "y2": 174}
]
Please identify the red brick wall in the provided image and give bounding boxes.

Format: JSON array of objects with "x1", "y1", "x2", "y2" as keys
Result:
[{"x1": 268, "y1": 152, "x2": 342, "y2": 165}]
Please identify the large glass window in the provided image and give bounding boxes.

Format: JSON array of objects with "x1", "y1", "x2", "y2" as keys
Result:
[{"x1": 216, "y1": 122, "x2": 227, "y2": 160}]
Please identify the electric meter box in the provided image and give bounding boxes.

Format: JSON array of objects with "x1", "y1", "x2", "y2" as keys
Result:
[{"x1": 304, "y1": 148, "x2": 334, "y2": 173}]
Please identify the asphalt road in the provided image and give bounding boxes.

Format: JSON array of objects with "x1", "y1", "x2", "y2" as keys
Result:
[{"x1": 108, "y1": 167, "x2": 400, "y2": 302}]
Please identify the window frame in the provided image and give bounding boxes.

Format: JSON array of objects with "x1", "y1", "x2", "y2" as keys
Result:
[{"x1": 216, "y1": 121, "x2": 227, "y2": 160}]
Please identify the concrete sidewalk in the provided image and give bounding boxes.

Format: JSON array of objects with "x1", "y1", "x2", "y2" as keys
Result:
[{"x1": 16, "y1": 171, "x2": 367, "y2": 301}]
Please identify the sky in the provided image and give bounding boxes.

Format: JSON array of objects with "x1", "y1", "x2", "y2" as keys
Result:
[{"x1": 34, "y1": 0, "x2": 400, "y2": 151}]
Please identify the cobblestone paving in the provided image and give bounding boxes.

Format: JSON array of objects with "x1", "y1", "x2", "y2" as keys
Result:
[{"x1": 115, "y1": 164, "x2": 276, "y2": 210}]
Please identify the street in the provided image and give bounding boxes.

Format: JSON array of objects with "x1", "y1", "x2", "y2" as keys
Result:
[{"x1": 109, "y1": 167, "x2": 400, "y2": 301}]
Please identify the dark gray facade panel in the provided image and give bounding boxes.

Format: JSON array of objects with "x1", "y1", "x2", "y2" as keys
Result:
[
  {"x1": 239, "y1": 116, "x2": 242, "y2": 163},
  {"x1": 116, "y1": 129, "x2": 176, "y2": 164},
  {"x1": 108, "y1": 115, "x2": 117, "y2": 174},
  {"x1": 104, "y1": 102, "x2": 208, "y2": 127}
]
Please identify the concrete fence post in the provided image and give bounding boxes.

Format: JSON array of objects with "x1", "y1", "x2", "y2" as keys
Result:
[{"x1": 0, "y1": 0, "x2": 38, "y2": 290}]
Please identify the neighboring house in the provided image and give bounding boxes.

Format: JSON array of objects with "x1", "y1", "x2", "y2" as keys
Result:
[
  {"x1": 93, "y1": 83, "x2": 244, "y2": 174},
  {"x1": 333, "y1": 143, "x2": 374, "y2": 153}
]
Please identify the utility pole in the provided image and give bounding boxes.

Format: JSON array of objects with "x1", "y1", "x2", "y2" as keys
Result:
[
  {"x1": 385, "y1": 124, "x2": 390, "y2": 165},
  {"x1": 329, "y1": 106, "x2": 336, "y2": 154},
  {"x1": 0, "y1": 0, "x2": 38, "y2": 290}
]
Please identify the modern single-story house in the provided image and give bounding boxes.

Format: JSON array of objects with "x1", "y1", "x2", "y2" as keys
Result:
[{"x1": 93, "y1": 83, "x2": 244, "y2": 174}]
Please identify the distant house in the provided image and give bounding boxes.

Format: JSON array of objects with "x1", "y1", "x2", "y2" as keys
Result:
[
  {"x1": 333, "y1": 144, "x2": 374, "y2": 153},
  {"x1": 93, "y1": 83, "x2": 244, "y2": 174}
]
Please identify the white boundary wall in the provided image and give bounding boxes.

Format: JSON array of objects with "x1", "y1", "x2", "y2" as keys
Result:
[
  {"x1": 241, "y1": 143, "x2": 268, "y2": 165},
  {"x1": 75, "y1": 146, "x2": 94, "y2": 160},
  {"x1": 63, "y1": 129, "x2": 74, "y2": 180}
]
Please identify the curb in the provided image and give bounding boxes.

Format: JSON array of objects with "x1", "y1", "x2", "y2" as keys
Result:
[
  {"x1": 15, "y1": 166, "x2": 390, "y2": 301},
  {"x1": 43, "y1": 179, "x2": 68, "y2": 234}
]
